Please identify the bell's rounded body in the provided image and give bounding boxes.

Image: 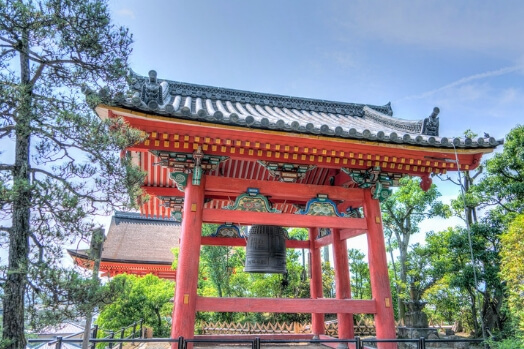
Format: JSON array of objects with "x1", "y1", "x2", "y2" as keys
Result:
[{"x1": 245, "y1": 225, "x2": 287, "y2": 273}]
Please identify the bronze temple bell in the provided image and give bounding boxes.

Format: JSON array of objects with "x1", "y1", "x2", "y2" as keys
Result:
[{"x1": 244, "y1": 225, "x2": 287, "y2": 274}]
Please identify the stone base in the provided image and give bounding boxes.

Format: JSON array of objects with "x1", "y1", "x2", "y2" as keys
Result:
[
  {"x1": 396, "y1": 328, "x2": 483, "y2": 349},
  {"x1": 397, "y1": 327, "x2": 439, "y2": 340}
]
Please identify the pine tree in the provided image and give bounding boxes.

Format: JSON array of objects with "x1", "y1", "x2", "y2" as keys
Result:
[{"x1": 0, "y1": 1, "x2": 143, "y2": 348}]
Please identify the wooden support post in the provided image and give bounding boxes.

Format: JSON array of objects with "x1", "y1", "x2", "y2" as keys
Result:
[
  {"x1": 332, "y1": 228, "x2": 354, "y2": 348},
  {"x1": 171, "y1": 175, "x2": 205, "y2": 349},
  {"x1": 309, "y1": 228, "x2": 325, "y2": 338},
  {"x1": 363, "y1": 190, "x2": 396, "y2": 349}
]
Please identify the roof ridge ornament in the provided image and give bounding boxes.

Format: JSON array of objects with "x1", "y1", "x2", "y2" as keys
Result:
[
  {"x1": 116, "y1": 71, "x2": 503, "y2": 149},
  {"x1": 421, "y1": 107, "x2": 440, "y2": 136},
  {"x1": 127, "y1": 70, "x2": 393, "y2": 116}
]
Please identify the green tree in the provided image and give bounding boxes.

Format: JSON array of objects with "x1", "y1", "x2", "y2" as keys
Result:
[
  {"x1": 499, "y1": 214, "x2": 524, "y2": 337},
  {"x1": 437, "y1": 126, "x2": 524, "y2": 338},
  {"x1": 424, "y1": 221, "x2": 508, "y2": 336},
  {"x1": 381, "y1": 176, "x2": 450, "y2": 323},
  {"x1": 475, "y1": 125, "x2": 524, "y2": 218},
  {"x1": 197, "y1": 225, "x2": 312, "y2": 323},
  {"x1": 0, "y1": 1, "x2": 142, "y2": 348},
  {"x1": 97, "y1": 274, "x2": 174, "y2": 337},
  {"x1": 347, "y1": 248, "x2": 370, "y2": 299}
]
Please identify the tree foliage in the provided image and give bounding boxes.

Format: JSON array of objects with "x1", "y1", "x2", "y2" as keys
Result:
[
  {"x1": 0, "y1": 1, "x2": 143, "y2": 348},
  {"x1": 381, "y1": 176, "x2": 450, "y2": 323},
  {"x1": 499, "y1": 214, "x2": 524, "y2": 336},
  {"x1": 96, "y1": 274, "x2": 174, "y2": 338},
  {"x1": 475, "y1": 125, "x2": 524, "y2": 217},
  {"x1": 422, "y1": 222, "x2": 508, "y2": 335},
  {"x1": 196, "y1": 224, "x2": 314, "y2": 324},
  {"x1": 347, "y1": 248, "x2": 370, "y2": 300}
]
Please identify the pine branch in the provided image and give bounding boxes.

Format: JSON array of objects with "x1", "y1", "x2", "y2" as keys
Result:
[
  {"x1": 29, "y1": 233, "x2": 44, "y2": 263},
  {"x1": 29, "y1": 62, "x2": 46, "y2": 85},
  {"x1": 0, "y1": 163, "x2": 14, "y2": 171},
  {"x1": 0, "y1": 35, "x2": 16, "y2": 45},
  {"x1": 0, "y1": 125, "x2": 16, "y2": 137},
  {"x1": 0, "y1": 225, "x2": 13, "y2": 233},
  {"x1": 30, "y1": 168, "x2": 105, "y2": 203},
  {"x1": 0, "y1": 48, "x2": 16, "y2": 57}
]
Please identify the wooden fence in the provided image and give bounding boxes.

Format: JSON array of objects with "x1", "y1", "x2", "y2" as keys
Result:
[{"x1": 199, "y1": 317, "x2": 377, "y2": 337}]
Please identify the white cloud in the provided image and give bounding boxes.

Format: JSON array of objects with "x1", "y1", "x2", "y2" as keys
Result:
[
  {"x1": 336, "y1": 1, "x2": 524, "y2": 53},
  {"x1": 116, "y1": 8, "x2": 135, "y2": 20},
  {"x1": 325, "y1": 51, "x2": 357, "y2": 69},
  {"x1": 400, "y1": 65, "x2": 522, "y2": 101}
]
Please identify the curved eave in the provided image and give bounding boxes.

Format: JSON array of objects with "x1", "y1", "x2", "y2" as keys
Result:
[
  {"x1": 68, "y1": 249, "x2": 173, "y2": 266},
  {"x1": 97, "y1": 105, "x2": 498, "y2": 157}
]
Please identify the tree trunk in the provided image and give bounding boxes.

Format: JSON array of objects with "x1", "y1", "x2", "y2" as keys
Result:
[
  {"x1": 467, "y1": 288, "x2": 480, "y2": 336},
  {"x1": 82, "y1": 229, "x2": 104, "y2": 349},
  {"x1": 3, "y1": 32, "x2": 32, "y2": 349},
  {"x1": 395, "y1": 226, "x2": 410, "y2": 324},
  {"x1": 387, "y1": 235, "x2": 404, "y2": 324}
]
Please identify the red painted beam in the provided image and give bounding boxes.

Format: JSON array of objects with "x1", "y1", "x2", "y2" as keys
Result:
[
  {"x1": 196, "y1": 297, "x2": 377, "y2": 314},
  {"x1": 286, "y1": 240, "x2": 310, "y2": 249},
  {"x1": 340, "y1": 229, "x2": 366, "y2": 240},
  {"x1": 202, "y1": 208, "x2": 368, "y2": 230},
  {"x1": 142, "y1": 176, "x2": 365, "y2": 205},
  {"x1": 201, "y1": 237, "x2": 246, "y2": 247},
  {"x1": 314, "y1": 234, "x2": 333, "y2": 248},
  {"x1": 204, "y1": 176, "x2": 364, "y2": 205},
  {"x1": 201, "y1": 236, "x2": 312, "y2": 249},
  {"x1": 144, "y1": 186, "x2": 183, "y2": 197}
]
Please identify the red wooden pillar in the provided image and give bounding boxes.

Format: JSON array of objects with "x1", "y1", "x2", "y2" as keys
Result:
[
  {"x1": 332, "y1": 228, "x2": 354, "y2": 348},
  {"x1": 171, "y1": 175, "x2": 205, "y2": 346},
  {"x1": 308, "y1": 227, "x2": 324, "y2": 338},
  {"x1": 363, "y1": 190, "x2": 396, "y2": 349}
]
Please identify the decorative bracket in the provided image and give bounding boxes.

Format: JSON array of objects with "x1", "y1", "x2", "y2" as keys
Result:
[
  {"x1": 295, "y1": 194, "x2": 353, "y2": 217},
  {"x1": 258, "y1": 160, "x2": 316, "y2": 182},
  {"x1": 153, "y1": 148, "x2": 229, "y2": 190},
  {"x1": 158, "y1": 196, "x2": 184, "y2": 222},
  {"x1": 212, "y1": 223, "x2": 245, "y2": 238},
  {"x1": 224, "y1": 188, "x2": 281, "y2": 213},
  {"x1": 170, "y1": 172, "x2": 188, "y2": 192},
  {"x1": 342, "y1": 167, "x2": 395, "y2": 202}
]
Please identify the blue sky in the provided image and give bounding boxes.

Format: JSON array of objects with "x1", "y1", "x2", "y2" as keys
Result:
[
  {"x1": 3, "y1": 1, "x2": 522, "y2": 266},
  {"x1": 106, "y1": 1, "x2": 524, "y2": 242},
  {"x1": 109, "y1": 0, "x2": 523, "y2": 141},
  {"x1": 24, "y1": 0, "x2": 519, "y2": 260}
]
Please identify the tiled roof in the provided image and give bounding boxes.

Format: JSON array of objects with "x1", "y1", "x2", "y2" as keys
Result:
[
  {"x1": 71, "y1": 212, "x2": 180, "y2": 264},
  {"x1": 102, "y1": 70, "x2": 502, "y2": 149}
]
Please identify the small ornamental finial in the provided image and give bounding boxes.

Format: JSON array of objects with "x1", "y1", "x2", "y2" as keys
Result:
[
  {"x1": 148, "y1": 70, "x2": 157, "y2": 82},
  {"x1": 422, "y1": 107, "x2": 440, "y2": 136},
  {"x1": 141, "y1": 70, "x2": 162, "y2": 109}
]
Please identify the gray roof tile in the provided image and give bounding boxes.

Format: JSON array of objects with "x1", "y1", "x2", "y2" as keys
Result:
[{"x1": 102, "y1": 70, "x2": 503, "y2": 149}]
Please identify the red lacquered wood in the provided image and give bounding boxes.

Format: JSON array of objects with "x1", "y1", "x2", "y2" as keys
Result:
[
  {"x1": 200, "y1": 236, "x2": 309, "y2": 249},
  {"x1": 332, "y1": 228, "x2": 355, "y2": 342},
  {"x1": 364, "y1": 190, "x2": 396, "y2": 349},
  {"x1": 171, "y1": 176, "x2": 205, "y2": 346},
  {"x1": 309, "y1": 228, "x2": 325, "y2": 337},
  {"x1": 313, "y1": 233, "x2": 333, "y2": 248},
  {"x1": 339, "y1": 228, "x2": 366, "y2": 241},
  {"x1": 202, "y1": 209, "x2": 368, "y2": 229},
  {"x1": 196, "y1": 297, "x2": 376, "y2": 314},
  {"x1": 205, "y1": 176, "x2": 365, "y2": 204}
]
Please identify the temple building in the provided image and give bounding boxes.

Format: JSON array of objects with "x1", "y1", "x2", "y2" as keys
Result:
[
  {"x1": 69, "y1": 211, "x2": 179, "y2": 280},
  {"x1": 87, "y1": 69, "x2": 501, "y2": 348}
]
